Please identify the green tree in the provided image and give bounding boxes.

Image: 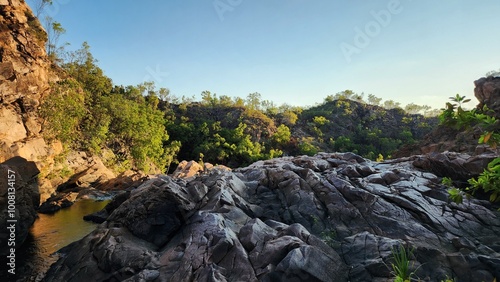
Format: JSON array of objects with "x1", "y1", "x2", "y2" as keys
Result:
[
  {"x1": 282, "y1": 110, "x2": 298, "y2": 126},
  {"x1": 104, "y1": 91, "x2": 169, "y2": 172},
  {"x1": 246, "y1": 92, "x2": 262, "y2": 110},
  {"x1": 40, "y1": 79, "x2": 86, "y2": 145},
  {"x1": 383, "y1": 100, "x2": 401, "y2": 109},
  {"x1": 404, "y1": 103, "x2": 425, "y2": 115},
  {"x1": 271, "y1": 124, "x2": 291, "y2": 145},
  {"x1": 313, "y1": 116, "x2": 328, "y2": 126},
  {"x1": 334, "y1": 90, "x2": 355, "y2": 100},
  {"x1": 298, "y1": 137, "x2": 319, "y2": 156},
  {"x1": 62, "y1": 42, "x2": 113, "y2": 100},
  {"x1": 367, "y1": 94, "x2": 382, "y2": 106},
  {"x1": 33, "y1": 0, "x2": 53, "y2": 17},
  {"x1": 201, "y1": 91, "x2": 216, "y2": 106},
  {"x1": 44, "y1": 16, "x2": 66, "y2": 62},
  {"x1": 158, "y1": 87, "x2": 171, "y2": 102}
]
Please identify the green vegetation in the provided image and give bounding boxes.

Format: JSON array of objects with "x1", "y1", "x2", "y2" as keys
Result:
[
  {"x1": 469, "y1": 158, "x2": 500, "y2": 202},
  {"x1": 320, "y1": 229, "x2": 338, "y2": 248},
  {"x1": 298, "y1": 93, "x2": 437, "y2": 160},
  {"x1": 40, "y1": 40, "x2": 439, "y2": 173},
  {"x1": 390, "y1": 246, "x2": 417, "y2": 282},
  {"x1": 439, "y1": 95, "x2": 500, "y2": 204},
  {"x1": 42, "y1": 43, "x2": 173, "y2": 173},
  {"x1": 442, "y1": 177, "x2": 469, "y2": 205}
]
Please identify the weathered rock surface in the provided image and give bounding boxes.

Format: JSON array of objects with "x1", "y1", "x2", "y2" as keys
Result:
[
  {"x1": 172, "y1": 160, "x2": 231, "y2": 179},
  {"x1": 43, "y1": 153, "x2": 500, "y2": 282},
  {"x1": 0, "y1": 0, "x2": 56, "y2": 163},
  {"x1": 412, "y1": 151, "x2": 498, "y2": 183},
  {"x1": 55, "y1": 152, "x2": 116, "y2": 193},
  {"x1": 37, "y1": 192, "x2": 77, "y2": 214},
  {"x1": 0, "y1": 156, "x2": 40, "y2": 256},
  {"x1": 475, "y1": 76, "x2": 500, "y2": 119}
]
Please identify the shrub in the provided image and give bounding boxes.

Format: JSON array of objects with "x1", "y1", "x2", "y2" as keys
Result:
[
  {"x1": 390, "y1": 246, "x2": 417, "y2": 282},
  {"x1": 468, "y1": 158, "x2": 500, "y2": 202}
]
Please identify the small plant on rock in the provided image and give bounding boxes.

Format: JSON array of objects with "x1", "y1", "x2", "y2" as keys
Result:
[
  {"x1": 320, "y1": 229, "x2": 338, "y2": 248},
  {"x1": 468, "y1": 158, "x2": 500, "y2": 203},
  {"x1": 442, "y1": 177, "x2": 470, "y2": 205},
  {"x1": 391, "y1": 245, "x2": 418, "y2": 282}
]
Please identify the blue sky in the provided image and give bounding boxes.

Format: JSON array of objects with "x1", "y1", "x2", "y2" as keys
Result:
[{"x1": 27, "y1": 0, "x2": 500, "y2": 108}]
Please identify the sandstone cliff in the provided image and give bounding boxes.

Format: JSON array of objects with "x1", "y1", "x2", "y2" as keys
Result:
[
  {"x1": 0, "y1": 0, "x2": 59, "y2": 164},
  {"x1": 0, "y1": 1, "x2": 125, "y2": 205},
  {"x1": 43, "y1": 153, "x2": 500, "y2": 281}
]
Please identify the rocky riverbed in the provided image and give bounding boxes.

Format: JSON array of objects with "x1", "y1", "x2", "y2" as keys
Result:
[{"x1": 42, "y1": 153, "x2": 500, "y2": 282}]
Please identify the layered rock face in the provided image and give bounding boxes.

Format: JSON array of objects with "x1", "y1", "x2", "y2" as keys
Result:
[
  {"x1": 44, "y1": 153, "x2": 500, "y2": 282},
  {"x1": 0, "y1": 0, "x2": 57, "y2": 164}
]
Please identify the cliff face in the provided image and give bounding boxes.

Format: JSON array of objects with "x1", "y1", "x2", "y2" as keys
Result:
[{"x1": 0, "y1": 0, "x2": 58, "y2": 164}]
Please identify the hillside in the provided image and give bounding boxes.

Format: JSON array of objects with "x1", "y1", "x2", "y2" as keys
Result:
[
  {"x1": 295, "y1": 99, "x2": 437, "y2": 159},
  {"x1": 163, "y1": 96, "x2": 437, "y2": 169}
]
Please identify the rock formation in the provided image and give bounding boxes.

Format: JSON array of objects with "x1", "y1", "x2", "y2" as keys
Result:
[
  {"x1": 0, "y1": 1, "x2": 124, "y2": 210},
  {"x1": 475, "y1": 76, "x2": 500, "y2": 119},
  {"x1": 0, "y1": 156, "x2": 40, "y2": 256},
  {"x1": 396, "y1": 75, "x2": 500, "y2": 158},
  {"x1": 0, "y1": 0, "x2": 57, "y2": 164},
  {"x1": 43, "y1": 153, "x2": 500, "y2": 281}
]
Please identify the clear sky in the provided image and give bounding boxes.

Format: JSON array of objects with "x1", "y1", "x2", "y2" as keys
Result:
[{"x1": 26, "y1": 0, "x2": 500, "y2": 108}]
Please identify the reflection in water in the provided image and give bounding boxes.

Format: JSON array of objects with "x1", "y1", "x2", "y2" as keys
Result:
[{"x1": 5, "y1": 199, "x2": 109, "y2": 282}]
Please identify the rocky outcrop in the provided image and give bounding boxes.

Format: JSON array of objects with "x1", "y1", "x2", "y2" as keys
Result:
[
  {"x1": 43, "y1": 153, "x2": 500, "y2": 282},
  {"x1": 37, "y1": 192, "x2": 77, "y2": 214},
  {"x1": 397, "y1": 75, "x2": 500, "y2": 158},
  {"x1": 411, "y1": 151, "x2": 498, "y2": 183},
  {"x1": 171, "y1": 160, "x2": 205, "y2": 178},
  {"x1": 0, "y1": 156, "x2": 40, "y2": 256},
  {"x1": 475, "y1": 76, "x2": 500, "y2": 119},
  {"x1": 172, "y1": 160, "x2": 232, "y2": 179},
  {"x1": 55, "y1": 152, "x2": 116, "y2": 193},
  {"x1": 0, "y1": 0, "x2": 56, "y2": 164}
]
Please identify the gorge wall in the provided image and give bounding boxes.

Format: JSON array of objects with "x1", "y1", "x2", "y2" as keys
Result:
[{"x1": 0, "y1": 0, "x2": 59, "y2": 164}]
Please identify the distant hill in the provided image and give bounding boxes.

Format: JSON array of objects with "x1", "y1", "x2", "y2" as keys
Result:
[
  {"x1": 163, "y1": 97, "x2": 438, "y2": 168},
  {"x1": 294, "y1": 99, "x2": 438, "y2": 159}
]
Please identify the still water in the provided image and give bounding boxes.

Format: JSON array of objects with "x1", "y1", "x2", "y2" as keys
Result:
[{"x1": 4, "y1": 199, "x2": 109, "y2": 282}]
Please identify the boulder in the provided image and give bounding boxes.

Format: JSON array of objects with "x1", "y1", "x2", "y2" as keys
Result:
[
  {"x1": 0, "y1": 156, "x2": 40, "y2": 256},
  {"x1": 475, "y1": 76, "x2": 500, "y2": 118},
  {"x1": 37, "y1": 192, "x2": 77, "y2": 214},
  {"x1": 412, "y1": 151, "x2": 498, "y2": 182},
  {"x1": 172, "y1": 160, "x2": 204, "y2": 178},
  {"x1": 43, "y1": 154, "x2": 500, "y2": 281}
]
